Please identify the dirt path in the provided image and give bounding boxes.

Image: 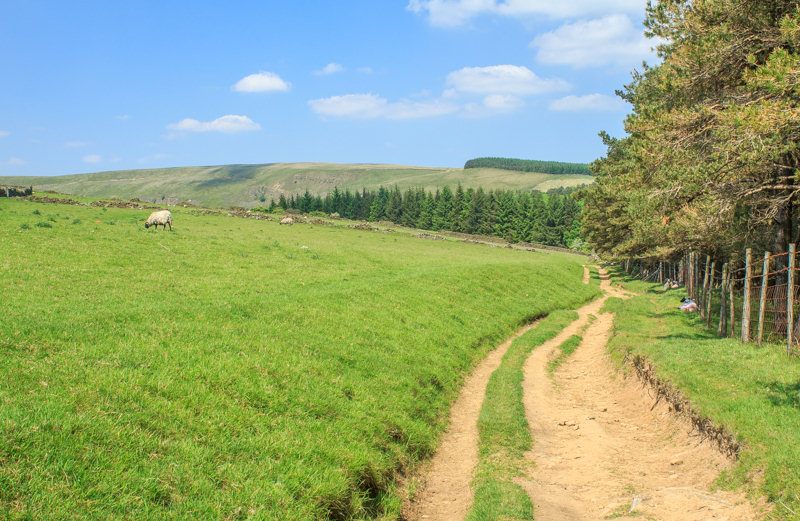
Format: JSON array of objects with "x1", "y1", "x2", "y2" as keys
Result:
[
  {"x1": 519, "y1": 269, "x2": 758, "y2": 520},
  {"x1": 402, "y1": 323, "x2": 536, "y2": 521},
  {"x1": 404, "y1": 269, "x2": 759, "y2": 521}
]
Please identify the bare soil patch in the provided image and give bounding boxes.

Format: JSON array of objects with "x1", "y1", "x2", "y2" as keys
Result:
[{"x1": 519, "y1": 269, "x2": 759, "y2": 520}]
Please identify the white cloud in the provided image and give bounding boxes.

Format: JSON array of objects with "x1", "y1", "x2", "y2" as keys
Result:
[
  {"x1": 83, "y1": 154, "x2": 102, "y2": 163},
  {"x1": 0, "y1": 130, "x2": 9, "y2": 138},
  {"x1": 167, "y1": 115, "x2": 262, "y2": 133},
  {"x1": 483, "y1": 94, "x2": 524, "y2": 110},
  {"x1": 309, "y1": 64, "x2": 568, "y2": 120},
  {"x1": 63, "y1": 141, "x2": 89, "y2": 148},
  {"x1": 548, "y1": 93, "x2": 626, "y2": 112},
  {"x1": 7, "y1": 157, "x2": 25, "y2": 165},
  {"x1": 408, "y1": 0, "x2": 645, "y2": 27},
  {"x1": 310, "y1": 94, "x2": 385, "y2": 118},
  {"x1": 315, "y1": 63, "x2": 345, "y2": 75},
  {"x1": 116, "y1": 115, "x2": 130, "y2": 121},
  {"x1": 232, "y1": 72, "x2": 290, "y2": 92},
  {"x1": 446, "y1": 65, "x2": 570, "y2": 95},
  {"x1": 532, "y1": 15, "x2": 657, "y2": 68},
  {"x1": 309, "y1": 94, "x2": 458, "y2": 120},
  {"x1": 358, "y1": 67, "x2": 374, "y2": 74}
]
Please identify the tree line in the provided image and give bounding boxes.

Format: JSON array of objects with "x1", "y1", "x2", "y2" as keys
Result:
[
  {"x1": 267, "y1": 185, "x2": 584, "y2": 248},
  {"x1": 464, "y1": 157, "x2": 592, "y2": 176},
  {"x1": 582, "y1": 0, "x2": 799, "y2": 263}
]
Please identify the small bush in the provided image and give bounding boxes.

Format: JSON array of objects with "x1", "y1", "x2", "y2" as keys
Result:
[
  {"x1": 35, "y1": 221, "x2": 52, "y2": 228},
  {"x1": 19, "y1": 223, "x2": 30, "y2": 230},
  {"x1": 72, "y1": 219, "x2": 81, "y2": 225},
  {"x1": 32, "y1": 209, "x2": 41, "y2": 215}
]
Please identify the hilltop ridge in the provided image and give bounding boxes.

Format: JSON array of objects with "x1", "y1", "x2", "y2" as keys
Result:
[{"x1": 0, "y1": 162, "x2": 593, "y2": 209}]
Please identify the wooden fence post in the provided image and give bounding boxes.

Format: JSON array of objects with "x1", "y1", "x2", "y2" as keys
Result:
[
  {"x1": 741, "y1": 249, "x2": 752, "y2": 342},
  {"x1": 695, "y1": 253, "x2": 701, "y2": 301},
  {"x1": 729, "y1": 262, "x2": 736, "y2": 338},
  {"x1": 718, "y1": 263, "x2": 728, "y2": 337},
  {"x1": 707, "y1": 261, "x2": 715, "y2": 328},
  {"x1": 758, "y1": 251, "x2": 770, "y2": 346},
  {"x1": 701, "y1": 255, "x2": 710, "y2": 318},
  {"x1": 788, "y1": 244, "x2": 795, "y2": 355}
]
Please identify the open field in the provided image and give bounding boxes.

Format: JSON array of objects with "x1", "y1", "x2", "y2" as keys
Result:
[
  {"x1": 0, "y1": 197, "x2": 596, "y2": 520},
  {"x1": 604, "y1": 268, "x2": 800, "y2": 520},
  {"x1": 0, "y1": 163, "x2": 594, "y2": 209}
]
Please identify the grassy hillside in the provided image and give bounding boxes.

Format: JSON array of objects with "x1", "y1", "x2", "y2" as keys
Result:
[
  {"x1": 0, "y1": 197, "x2": 597, "y2": 520},
  {"x1": 0, "y1": 163, "x2": 594, "y2": 209}
]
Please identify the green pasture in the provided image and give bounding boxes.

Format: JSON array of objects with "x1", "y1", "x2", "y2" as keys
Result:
[
  {"x1": 605, "y1": 269, "x2": 800, "y2": 520},
  {"x1": 0, "y1": 198, "x2": 595, "y2": 520},
  {"x1": 0, "y1": 162, "x2": 593, "y2": 209}
]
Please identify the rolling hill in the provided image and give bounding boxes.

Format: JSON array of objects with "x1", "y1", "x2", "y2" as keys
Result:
[{"x1": 0, "y1": 162, "x2": 594, "y2": 208}]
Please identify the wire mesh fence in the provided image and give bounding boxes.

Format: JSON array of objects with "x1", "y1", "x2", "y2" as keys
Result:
[{"x1": 622, "y1": 247, "x2": 800, "y2": 354}]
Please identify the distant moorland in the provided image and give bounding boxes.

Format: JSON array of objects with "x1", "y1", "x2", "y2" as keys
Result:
[{"x1": 0, "y1": 162, "x2": 594, "y2": 209}]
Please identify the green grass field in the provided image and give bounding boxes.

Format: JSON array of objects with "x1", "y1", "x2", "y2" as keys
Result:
[
  {"x1": 604, "y1": 269, "x2": 800, "y2": 520},
  {"x1": 0, "y1": 198, "x2": 596, "y2": 520},
  {"x1": 0, "y1": 162, "x2": 594, "y2": 209}
]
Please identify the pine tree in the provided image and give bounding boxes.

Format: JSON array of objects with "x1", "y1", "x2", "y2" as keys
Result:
[
  {"x1": 417, "y1": 192, "x2": 435, "y2": 230},
  {"x1": 433, "y1": 186, "x2": 453, "y2": 231}
]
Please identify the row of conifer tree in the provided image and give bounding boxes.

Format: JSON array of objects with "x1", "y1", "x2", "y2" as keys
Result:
[
  {"x1": 463, "y1": 157, "x2": 592, "y2": 175},
  {"x1": 266, "y1": 185, "x2": 583, "y2": 248}
]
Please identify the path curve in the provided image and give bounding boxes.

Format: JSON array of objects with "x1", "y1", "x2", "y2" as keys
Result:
[
  {"x1": 402, "y1": 322, "x2": 535, "y2": 521},
  {"x1": 403, "y1": 268, "x2": 760, "y2": 521},
  {"x1": 519, "y1": 269, "x2": 758, "y2": 520}
]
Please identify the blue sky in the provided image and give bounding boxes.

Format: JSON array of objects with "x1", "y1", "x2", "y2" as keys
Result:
[{"x1": 0, "y1": 0, "x2": 658, "y2": 176}]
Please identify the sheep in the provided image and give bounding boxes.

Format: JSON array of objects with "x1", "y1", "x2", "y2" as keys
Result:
[
  {"x1": 145, "y1": 210, "x2": 172, "y2": 231},
  {"x1": 280, "y1": 217, "x2": 293, "y2": 226}
]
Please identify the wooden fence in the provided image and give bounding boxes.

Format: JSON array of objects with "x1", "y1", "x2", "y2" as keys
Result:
[{"x1": 622, "y1": 245, "x2": 800, "y2": 355}]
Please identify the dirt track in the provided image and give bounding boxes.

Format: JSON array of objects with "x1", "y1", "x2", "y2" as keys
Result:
[
  {"x1": 403, "y1": 323, "x2": 536, "y2": 521},
  {"x1": 404, "y1": 268, "x2": 760, "y2": 521}
]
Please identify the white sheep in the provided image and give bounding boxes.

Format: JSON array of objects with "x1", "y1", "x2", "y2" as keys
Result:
[
  {"x1": 280, "y1": 217, "x2": 293, "y2": 225},
  {"x1": 145, "y1": 210, "x2": 172, "y2": 231}
]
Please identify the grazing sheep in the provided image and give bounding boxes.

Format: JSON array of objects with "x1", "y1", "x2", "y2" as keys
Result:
[
  {"x1": 280, "y1": 217, "x2": 293, "y2": 226},
  {"x1": 145, "y1": 210, "x2": 172, "y2": 231}
]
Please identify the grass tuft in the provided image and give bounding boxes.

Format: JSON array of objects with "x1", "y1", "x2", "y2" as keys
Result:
[{"x1": 547, "y1": 334, "x2": 582, "y2": 374}]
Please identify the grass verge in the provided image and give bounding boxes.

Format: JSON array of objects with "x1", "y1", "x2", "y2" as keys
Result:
[
  {"x1": 466, "y1": 310, "x2": 580, "y2": 521},
  {"x1": 604, "y1": 267, "x2": 800, "y2": 520}
]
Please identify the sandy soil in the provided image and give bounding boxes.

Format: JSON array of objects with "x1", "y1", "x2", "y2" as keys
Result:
[
  {"x1": 404, "y1": 268, "x2": 760, "y2": 521},
  {"x1": 519, "y1": 269, "x2": 758, "y2": 520}
]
